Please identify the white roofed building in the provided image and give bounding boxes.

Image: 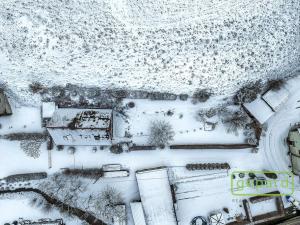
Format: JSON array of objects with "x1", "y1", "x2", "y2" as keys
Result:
[
  {"x1": 243, "y1": 97, "x2": 274, "y2": 124},
  {"x1": 136, "y1": 167, "x2": 177, "y2": 225},
  {"x1": 262, "y1": 87, "x2": 289, "y2": 111},
  {"x1": 47, "y1": 108, "x2": 113, "y2": 146},
  {"x1": 130, "y1": 202, "x2": 147, "y2": 225}
]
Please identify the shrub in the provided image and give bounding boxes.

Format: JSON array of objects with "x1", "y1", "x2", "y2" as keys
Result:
[
  {"x1": 233, "y1": 81, "x2": 262, "y2": 104},
  {"x1": 192, "y1": 89, "x2": 212, "y2": 103},
  {"x1": 20, "y1": 140, "x2": 43, "y2": 158},
  {"x1": 148, "y1": 120, "x2": 175, "y2": 147},
  {"x1": 266, "y1": 79, "x2": 285, "y2": 91},
  {"x1": 179, "y1": 94, "x2": 188, "y2": 101},
  {"x1": 127, "y1": 101, "x2": 135, "y2": 108},
  {"x1": 63, "y1": 168, "x2": 103, "y2": 179},
  {"x1": 110, "y1": 145, "x2": 123, "y2": 154},
  {"x1": 29, "y1": 82, "x2": 45, "y2": 94}
]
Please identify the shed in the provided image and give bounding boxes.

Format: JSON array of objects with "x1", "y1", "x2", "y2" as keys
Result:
[
  {"x1": 0, "y1": 91, "x2": 12, "y2": 116},
  {"x1": 262, "y1": 87, "x2": 289, "y2": 111},
  {"x1": 243, "y1": 97, "x2": 274, "y2": 124},
  {"x1": 130, "y1": 202, "x2": 147, "y2": 225}
]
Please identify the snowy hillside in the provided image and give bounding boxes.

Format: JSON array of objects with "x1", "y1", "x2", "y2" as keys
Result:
[{"x1": 0, "y1": 0, "x2": 299, "y2": 99}]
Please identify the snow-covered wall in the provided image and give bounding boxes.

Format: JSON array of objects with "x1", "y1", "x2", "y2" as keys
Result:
[{"x1": 0, "y1": 0, "x2": 299, "y2": 100}]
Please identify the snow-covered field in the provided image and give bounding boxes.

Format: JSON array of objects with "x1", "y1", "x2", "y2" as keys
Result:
[{"x1": 0, "y1": 0, "x2": 299, "y2": 100}]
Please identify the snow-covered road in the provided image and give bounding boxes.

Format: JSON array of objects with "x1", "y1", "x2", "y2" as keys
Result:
[{"x1": 261, "y1": 76, "x2": 300, "y2": 172}]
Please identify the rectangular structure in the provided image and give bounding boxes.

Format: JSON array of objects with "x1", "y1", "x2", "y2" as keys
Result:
[
  {"x1": 262, "y1": 87, "x2": 289, "y2": 111},
  {"x1": 136, "y1": 168, "x2": 177, "y2": 225},
  {"x1": 244, "y1": 97, "x2": 274, "y2": 124},
  {"x1": 47, "y1": 108, "x2": 113, "y2": 146},
  {"x1": 130, "y1": 202, "x2": 147, "y2": 225}
]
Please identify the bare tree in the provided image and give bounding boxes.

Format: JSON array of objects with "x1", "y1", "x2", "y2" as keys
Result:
[
  {"x1": 148, "y1": 120, "x2": 175, "y2": 147},
  {"x1": 93, "y1": 186, "x2": 125, "y2": 224},
  {"x1": 222, "y1": 110, "x2": 251, "y2": 135},
  {"x1": 38, "y1": 173, "x2": 87, "y2": 208}
]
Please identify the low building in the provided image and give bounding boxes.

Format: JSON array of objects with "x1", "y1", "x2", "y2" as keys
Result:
[
  {"x1": 262, "y1": 87, "x2": 289, "y2": 111},
  {"x1": 47, "y1": 108, "x2": 113, "y2": 146},
  {"x1": 42, "y1": 102, "x2": 56, "y2": 126},
  {"x1": 130, "y1": 201, "x2": 147, "y2": 225},
  {"x1": 243, "y1": 97, "x2": 274, "y2": 124},
  {"x1": 0, "y1": 91, "x2": 12, "y2": 116},
  {"x1": 136, "y1": 167, "x2": 177, "y2": 225},
  {"x1": 287, "y1": 129, "x2": 300, "y2": 175}
]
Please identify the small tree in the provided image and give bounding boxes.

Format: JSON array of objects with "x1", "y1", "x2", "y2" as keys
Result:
[{"x1": 148, "y1": 120, "x2": 175, "y2": 147}]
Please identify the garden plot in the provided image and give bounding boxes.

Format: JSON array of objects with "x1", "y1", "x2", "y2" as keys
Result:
[{"x1": 118, "y1": 99, "x2": 247, "y2": 145}]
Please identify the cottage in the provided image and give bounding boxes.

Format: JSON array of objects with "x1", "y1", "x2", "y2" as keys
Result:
[
  {"x1": 47, "y1": 108, "x2": 113, "y2": 146},
  {"x1": 0, "y1": 91, "x2": 12, "y2": 116},
  {"x1": 136, "y1": 167, "x2": 177, "y2": 225}
]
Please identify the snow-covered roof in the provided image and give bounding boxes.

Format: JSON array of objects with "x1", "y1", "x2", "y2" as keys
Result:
[
  {"x1": 130, "y1": 202, "x2": 147, "y2": 225},
  {"x1": 42, "y1": 102, "x2": 56, "y2": 119},
  {"x1": 47, "y1": 108, "x2": 112, "y2": 129},
  {"x1": 47, "y1": 108, "x2": 113, "y2": 146},
  {"x1": 103, "y1": 170, "x2": 129, "y2": 178},
  {"x1": 262, "y1": 87, "x2": 289, "y2": 111},
  {"x1": 136, "y1": 168, "x2": 177, "y2": 225},
  {"x1": 244, "y1": 97, "x2": 274, "y2": 124},
  {"x1": 47, "y1": 128, "x2": 112, "y2": 146}
]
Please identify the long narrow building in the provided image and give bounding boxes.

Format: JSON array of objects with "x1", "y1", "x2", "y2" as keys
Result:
[{"x1": 136, "y1": 167, "x2": 177, "y2": 225}]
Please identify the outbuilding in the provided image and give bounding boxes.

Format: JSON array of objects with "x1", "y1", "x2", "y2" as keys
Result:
[
  {"x1": 243, "y1": 97, "x2": 274, "y2": 124},
  {"x1": 136, "y1": 167, "x2": 177, "y2": 225}
]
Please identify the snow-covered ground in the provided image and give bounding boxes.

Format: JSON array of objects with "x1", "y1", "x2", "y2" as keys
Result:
[
  {"x1": 117, "y1": 98, "x2": 247, "y2": 145},
  {"x1": 2, "y1": 74, "x2": 300, "y2": 224},
  {"x1": 0, "y1": 0, "x2": 299, "y2": 101},
  {"x1": 0, "y1": 193, "x2": 83, "y2": 225}
]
